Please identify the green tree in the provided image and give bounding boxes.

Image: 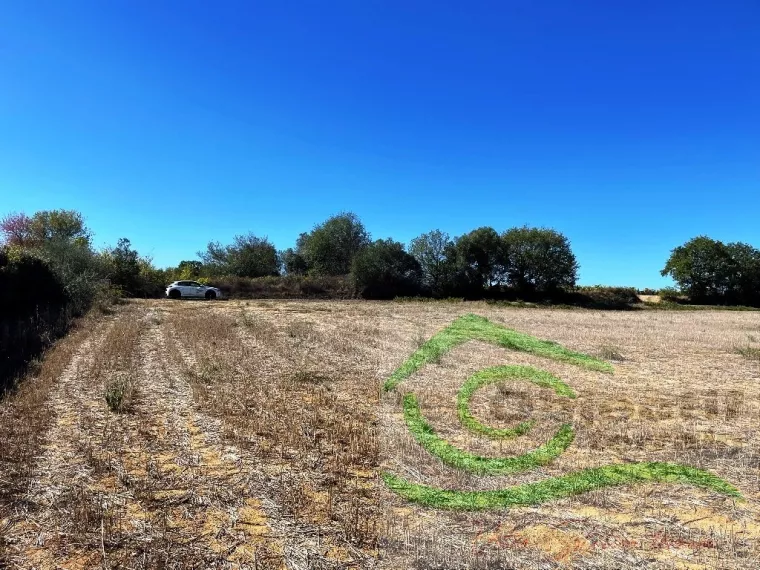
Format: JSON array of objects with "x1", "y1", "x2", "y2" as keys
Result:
[
  {"x1": 661, "y1": 237, "x2": 734, "y2": 301},
  {"x1": 662, "y1": 237, "x2": 760, "y2": 305},
  {"x1": 281, "y1": 247, "x2": 308, "y2": 275},
  {"x1": 176, "y1": 260, "x2": 204, "y2": 279},
  {"x1": 452, "y1": 227, "x2": 506, "y2": 292},
  {"x1": 409, "y1": 230, "x2": 457, "y2": 296},
  {"x1": 724, "y1": 242, "x2": 760, "y2": 305},
  {"x1": 199, "y1": 233, "x2": 279, "y2": 278},
  {"x1": 352, "y1": 239, "x2": 422, "y2": 299},
  {"x1": 297, "y1": 212, "x2": 370, "y2": 275},
  {"x1": 502, "y1": 226, "x2": 578, "y2": 293},
  {"x1": 102, "y1": 238, "x2": 141, "y2": 296}
]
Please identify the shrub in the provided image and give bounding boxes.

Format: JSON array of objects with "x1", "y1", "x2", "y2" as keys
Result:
[
  {"x1": 211, "y1": 274, "x2": 355, "y2": 299},
  {"x1": 104, "y1": 374, "x2": 134, "y2": 412},
  {"x1": 0, "y1": 248, "x2": 71, "y2": 391}
]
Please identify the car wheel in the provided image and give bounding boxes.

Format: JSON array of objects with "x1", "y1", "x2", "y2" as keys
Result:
[
  {"x1": 205, "y1": 290, "x2": 217, "y2": 300},
  {"x1": 169, "y1": 289, "x2": 181, "y2": 299}
]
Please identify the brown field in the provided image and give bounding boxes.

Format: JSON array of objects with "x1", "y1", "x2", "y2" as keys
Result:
[{"x1": 1, "y1": 299, "x2": 759, "y2": 569}]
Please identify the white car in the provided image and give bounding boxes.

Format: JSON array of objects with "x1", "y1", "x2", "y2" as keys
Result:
[{"x1": 165, "y1": 280, "x2": 223, "y2": 300}]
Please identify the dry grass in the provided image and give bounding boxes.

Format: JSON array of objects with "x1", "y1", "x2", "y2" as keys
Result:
[{"x1": 1, "y1": 298, "x2": 758, "y2": 569}]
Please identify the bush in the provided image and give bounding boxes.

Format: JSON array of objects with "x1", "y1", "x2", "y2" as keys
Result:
[
  {"x1": 658, "y1": 286, "x2": 683, "y2": 302},
  {"x1": 571, "y1": 286, "x2": 640, "y2": 309},
  {"x1": 0, "y1": 248, "x2": 72, "y2": 391},
  {"x1": 638, "y1": 288, "x2": 659, "y2": 296},
  {"x1": 210, "y1": 274, "x2": 355, "y2": 299}
]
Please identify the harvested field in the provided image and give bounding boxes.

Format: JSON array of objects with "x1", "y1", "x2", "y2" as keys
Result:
[{"x1": 1, "y1": 299, "x2": 759, "y2": 569}]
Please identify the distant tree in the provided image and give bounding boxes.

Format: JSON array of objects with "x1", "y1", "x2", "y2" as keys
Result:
[
  {"x1": 102, "y1": 238, "x2": 141, "y2": 296},
  {"x1": 297, "y1": 212, "x2": 370, "y2": 275},
  {"x1": 661, "y1": 237, "x2": 734, "y2": 301},
  {"x1": 352, "y1": 239, "x2": 422, "y2": 299},
  {"x1": 409, "y1": 230, "x2": 457, "y2": 296},
  {"x1": 281, "y1": 247, "x2": 308, "y2": 275},
  {"x1": 452, "y1": 227, "x2": 506, "y2": 292},
  {"x1": 724, "y1": 242, "x2": 760, "y2": 305},
  {"x1": 199, "y1": 233, "x2": 279, "y2": 278},
  {"x1": 176, "y1": 260, "x2": 204, "y2": 279},
  {"x1": 662, "y1": 237, "x2": 760, "y2": 305},
  {"x1": 502, "y1": 226, "x2": 578, "y2": 293}
]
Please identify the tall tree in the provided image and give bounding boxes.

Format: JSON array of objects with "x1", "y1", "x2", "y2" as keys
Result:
[
  {"x1": 103, "y1": 238, "x2": 141, "y2": 296},
  {"x1": 409, "y1": 230, "x2": 456, "y2": 296},
  {"x1": 297, "y1": 212, "x2": 370, "y2": 275},
  {"x1": 661, "y1": 236, "x2": 734, "y2": 301},
  {"x1": 662, "y1": 237, "x2": 760, "y2": 305},
  {"x1": 453, "y1": 227, "x2": 505, "y2": 291},
  {"x1": 502, "y1": 226, "x2": 578, "y2": 293},
  {"x1": 351, "y1": 239, "x2": 422, "y2": 299},
  {"x1": 281, "y1": 247, "x2": 308, "y2": 275}
]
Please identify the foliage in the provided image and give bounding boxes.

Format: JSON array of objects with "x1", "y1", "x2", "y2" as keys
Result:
[
  {"x1": 662, "y1": 236, "x2": 760, "y2": 306},
  {"x1": 502, "y1": 226, "x2": 578, "y2": 293},
  {"x1": 451, "y1": 226, "x2": 505, "y2": 292},
  {"x1": 0, "y1": 247, "x2": 71, "y2": 390},
  {"x1": 104, "y1": 375, "x2": 134, "y2": 413},
  {"x1": 199, "y1": 233, "x2": 280, "y2": 278},
  {"x1": 295, "y1": 212, "x2": 370, "y2": 275},
  {"x1": 102, "y1": 238, "x2": 140, "y2": 296},
  {"x1": 281, "y1": 247, "x2": 308, "y2": 275},
  {"x1": 351, "y1": 238, "x2": 422, "y2": 299},
  {"x1": 1, "y1": 210, "x2": 92, "y2": 248},
  {"x1": 210, "y1": 274, "x2": 355, "y2": 299},
  {"x1": 736, "y1": 346, "x2": 760, "y2": 361},
  {"x1": 0, "y1": 247, "x2": 68, "y2": 317},
  {"x1": 29, "y1": 230, "x2": 104, "y2": 317},
  {"x1": 176, "y1": 260, "x2": 203, "y2": 279},
  {"x1": 408, "y1": 230, "x2": 456, "y2": 296}
]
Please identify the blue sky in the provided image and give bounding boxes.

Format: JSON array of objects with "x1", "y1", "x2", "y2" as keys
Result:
[{"x1": 1, "y1": 1, "x2": 758, "y2": 287}]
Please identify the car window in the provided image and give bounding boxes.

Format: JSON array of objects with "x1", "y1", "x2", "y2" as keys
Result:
[
  {"x1": 189, "y1": 282, "x2": 202, "y2": 287},
  {"x1": 178, "y1": 281, "x2": 192, "y2": 286}
]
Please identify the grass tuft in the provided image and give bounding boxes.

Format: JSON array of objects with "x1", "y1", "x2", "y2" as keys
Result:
[
  {"x1": 104, "y1": 374, "x2": 134, "y2": 413},
  {"x1": 598, "y1": 344, "x2": 625, "y2": 361},
  {"x1": 735, "y1": 345, "x2": 760, "y2": 360}
]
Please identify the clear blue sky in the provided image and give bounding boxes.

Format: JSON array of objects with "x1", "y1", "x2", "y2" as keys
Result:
[{"x1": 2, "y1": 1, "x2": 758, "y2": 287}]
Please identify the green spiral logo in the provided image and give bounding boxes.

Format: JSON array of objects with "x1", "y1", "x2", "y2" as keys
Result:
[{"x1": 382, "y1": 314, "x2": 741, "y2": 510}]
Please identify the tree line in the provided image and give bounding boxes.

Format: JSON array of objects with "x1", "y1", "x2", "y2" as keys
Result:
[
  {"x1": 182, "y1": 212, "x2": 580, "y2": 299},
  {"x1": 2, "y1": 209, "x2": 759, "y2": 306}
]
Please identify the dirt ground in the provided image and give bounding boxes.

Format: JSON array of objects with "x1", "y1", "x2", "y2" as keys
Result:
[{"x1": 1, "y1": 299, "x2": 758, "y2": 569}]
